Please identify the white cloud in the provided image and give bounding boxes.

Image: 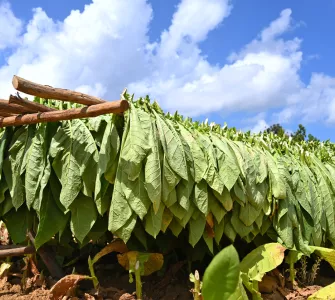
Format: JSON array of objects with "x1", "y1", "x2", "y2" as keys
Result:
[
  {"x1": 251, "y1": 119, "x2": 269, "y2": 133},
  {"x1": 0, "y1": 0, "x2": 334, "y2": 127},
  {"x1": 0, "y1": 0, "x2": 152, "y2": 98},
  {"x1": 129, "y1": 4, "x2": 304, "y2": 117},
  {"x1": 0, "y1": 2, "x2": 22, "y2": 50}
]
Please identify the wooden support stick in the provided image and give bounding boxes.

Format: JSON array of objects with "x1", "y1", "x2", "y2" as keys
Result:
[
  {"x1": 0, "y1": 98, "x2": 37, "y2": 114},
  {"x1": 27, "y1": 231, "x2": 64, "y2": 279},
  {"x1": 9, "y1": 95, "x2": 56, "y2": 112},
  {"x1": 0, "y1": 245, "x2": 35, "y2": 258},
  {"x1": 0, "y1": 110, "x2": 16, "y2": 117},
  {"x1": 0, "y1": 100, "x2": 129, "y2": 128},
  {"x1": 13, "y1": 75, "x2": 106, "y2": 106},
  {"x1": 0, "y1": 100, "x2": 21, "y2": 115}
]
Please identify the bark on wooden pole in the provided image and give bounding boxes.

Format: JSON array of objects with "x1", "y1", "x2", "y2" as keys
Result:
[
  {"x1": 27, "y1": 231, "x2": 64, "y2": 279},
  {"x1": 0, "y1": 100, "x2": 129, "y2": 127},
  {"x1": 13, "y1": 75, "x2": 106, "y2": 106},
  {"x1": 0, "y1": 110, "x2": 16, "y2": 117},
  {"x1": 0, "y1": 245, "x2": 35, "y2": 258},
  {"x1": 0, "y1": 100, "x2": 21, "y2": 114},
  {"x1": 9, "y1": 95, "x2": 56, "y2": 112}
]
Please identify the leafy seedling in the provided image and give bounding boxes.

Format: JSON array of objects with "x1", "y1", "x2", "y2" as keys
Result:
[
  {"x1": 202, "y1": 244, "x2": 247, "y2": 300},
  {"x1": 88, "y1": 239, "x2": 128, "y2": 288},
  {"x1": 117, "y1": 251, "x2": 164, "y2": 299},
  {"x1": 240, "y1": 243, "x2": 286, "y2": 300},
  {"x1": 190, "y1": 270, "x2": 202, "y2": 300}
]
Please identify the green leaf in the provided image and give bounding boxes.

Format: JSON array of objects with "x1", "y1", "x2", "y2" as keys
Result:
[
  {"x1": 211, "y1": 134, "x2": 240, "y2": 190},
  {"x1": 6, "y1": 126, "x2": 34, "y2": 209},
  {"x1": 95, "y1": 119, "x2": 120, "y2": 214},
  {"x1": 310, "y1": 246, "x2": 335, "y2": 271},
  {"x1": 70, "y1": 194, "x2": 98, "y2": 243},
  {"x1": 189, "y1": 214, "x2": 206, "y2": 247},
  {"x1": 240, "y1": 243, "x2": 286, "y2": 282},
  {"x1": 0, "y1": 128, "x2": 12, "y2": 181},
  {"x1": 3, "y1": 205, "x2": 33, "y2": 244},
  {"x1": 25, "y1": 124, "x2": 48, "y2": 210},
  {"x1": 307, "y1": 282, "x2": 335, "y2": 299},
  {"x1": 209, "y1": 191, "x2": 226, "y2": 224},
  {"x1": 162, "y1": 155, "x2": 180, "y2": 207},
  {"x1": 178, "y1": 125, "x2": 207, "y2": 183},
  {"x1": 239, "y1": 202, "x2": 261, "y2": 227},
  {"x1": 144, "y1": 203, "x2": 165, "y2": 238},
  {"x1": 122, "y1": 169, "x2": 151, "y2": 220},
  {"x1": 169, "y1": 217, "x2": 183, "y2": 237},
  {"x1": 122, "y1": 104, "x2": 150, "y2": 180},
  {"x1": 265, "y1": 152, "x2": 286, "y2": 200},
  {"x1": 108, "y1": 183, "x2": 132, "y2": 233},
  {"x1": 202, "y1": 245, "x2": 240, "y2": 300},
  {"x1": 194, "y1": 180, "x2": 208, "y2": 214},
  {"x1": 50, "y1": 120, "x2": 98, "y2": 209},
  {"x1": 35, "y1": 187, "x2": 69, "y2": 249},
  {"x1": 115, "y1": 213, "x2": 137, "y2": 243},
  {"x1": 155, "y1": 114, "x2": 188, "y2": 180},
  {"x1": 197, "y1": 133, "x2": 224, "y2": 194},
  {"x1": 145, "y1": 119, "x2": 162, "y2": 213},
  {"x1": 213, "y1": 188, "x2": 233, "y2": 211}
]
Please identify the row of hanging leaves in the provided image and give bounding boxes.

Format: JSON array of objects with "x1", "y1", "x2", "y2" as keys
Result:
[{"x1": 0, "y1": 91, "x2": 335, "y2": 254}]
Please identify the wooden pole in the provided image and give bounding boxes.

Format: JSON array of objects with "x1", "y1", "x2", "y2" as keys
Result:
[
  {"x1": 0, "y1": 110, "x2": 16, "y2": 117},
  {"x1": 27, "y1": 231, "x2": 64, "y2": 279},
  {"x1": 0, "y1": 245, "x2": 35, "y2": 258},
  {"x1": 13, "y1": 75, "x2": 106, "y2": 106},
  {"x1": 0, "y1": 98, "x2": 39, "y2": 114},
  {"x1": 9, "y1": 95, "x2": 56, "y2": 112},
  {"x1": 0, "y1": 100, "x2": 21, "y2": 114},
  {"x1": 0, "y1": 100, "x2": 129, "y2": 127}
]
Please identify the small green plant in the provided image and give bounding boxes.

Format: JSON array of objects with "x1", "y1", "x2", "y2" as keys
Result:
[
  {"x1": 88, "y1": 239, "x2": 163, "y2": 299},
  {"x1": 117, "y1": 251, "x2": 163, "y2": 300},
  {"x1": 308, "y1": 256, "x2": 322, "y2": 285},
  {"x1": 299, "y1": 255, "x2": 308, "y2": 284},
  {"x1": 198, "y1": 243, "x2": 286, "y2": 300},
  {"x1": 189, "y1": 270, "x2": 202, "y2": 300}
]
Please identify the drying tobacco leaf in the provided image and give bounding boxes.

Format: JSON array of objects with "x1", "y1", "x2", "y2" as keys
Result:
[
  {"x1": 117, "y1": 251, "x2": 164, "y2": 276},
  {"x1": 88, "y1": 239, "x2": 128, "y2": 288},
  {"x1": 49, "y1": 274, "x2": 92, "y2": 300}
]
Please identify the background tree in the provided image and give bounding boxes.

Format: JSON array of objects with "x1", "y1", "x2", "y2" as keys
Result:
[
  {"x1": 292, "y1": 124, "x2": 306, "y2": 142},
  {"x1": 266, "y1": 124, "x2": 286, "y2": 137},
  {"x1": 307, "y1": 133, "x2": 319, "y2": 142},
  {"x1": 265, "y1": 123, "x2": 320, "y2": 142}
]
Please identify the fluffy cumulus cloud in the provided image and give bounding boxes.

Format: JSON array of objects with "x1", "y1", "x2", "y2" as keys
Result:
[
  {"x1": 0, "y1": 0, "x2": 335, "y2": 128},
  {"x1": 0, "y1": 0, "x2": 153, "y2": 98},
  {"x1": 0, "y1": 2, "x2": 22, "y2": 49}
]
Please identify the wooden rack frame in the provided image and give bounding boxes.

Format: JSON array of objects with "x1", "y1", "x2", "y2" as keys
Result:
[{"x1": 0, "y1": 75, "x2": 129, "y2": 128}]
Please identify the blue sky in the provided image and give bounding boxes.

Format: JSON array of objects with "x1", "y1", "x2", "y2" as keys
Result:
[{"x1": 1, "y1": 0, "x2": 335, "y2": 141}]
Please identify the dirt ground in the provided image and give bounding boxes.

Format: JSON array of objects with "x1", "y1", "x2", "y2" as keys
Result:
[{"x1": 0, "y1": 262, "x2": 333, "y2": 300}]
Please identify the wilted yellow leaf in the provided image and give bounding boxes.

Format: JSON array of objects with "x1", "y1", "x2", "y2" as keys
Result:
[
  {"x1": 205, "y1": 213, "x2": 215, "y2": 238},
  {"x1": 49, "y1": 274, "x2": 91, "y2": 300},
  {"x1": 206, "y1": 213, "x2": 214, "y2": 229},
  {"x1": 143, "y1": 253, "x2": 164, "y2": 276},
  {"x1": 92, "y1": 239, "x2": 128, "y2": 264},
  {"x1": 117, "y1": 251, "x2": 164, "y2": 276},
  {"x1": 0, "y1": 262, "x2": 11, "y2": 277},
  {"x1": 161, "y1": 208, "x2": 173, "y2": 233}
]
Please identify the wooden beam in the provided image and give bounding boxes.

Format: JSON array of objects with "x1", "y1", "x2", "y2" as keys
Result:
[
  {"x1": 0, "y1": 100, "x2": 129, "y2": 127},
  {"x1": 0, "y1": 98, "x2": 37, "y2": 114},
  {"x1": 0, "y1": 110, "x2": 16, "y2": 117},
  {"x1": 13, "y1": 75, "x2": 106, "y2": 106},
  {"x1": 0, "y1": 245, "x2": 35, "y2": 258},
  {"x1": 9, "y1": 95, "x2": 56, "y2": 112},
  {"x1": 27, "y1": 230, "x2": 65, "y2": 279},
  {"x1": 0, "y1": 100, "x2": 21, "y2": 114}
]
